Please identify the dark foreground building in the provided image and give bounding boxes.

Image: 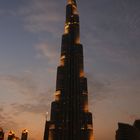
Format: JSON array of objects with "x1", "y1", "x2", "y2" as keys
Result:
[
  {"x1": 44, "y1": 0, "x2": 94, "y2": 140},
  {"x1": 0, "y1": 128, "x2": 4, "y2": 140},
  {"x1": 116, "y1": 120, "x2": 140, "y2": 140}
]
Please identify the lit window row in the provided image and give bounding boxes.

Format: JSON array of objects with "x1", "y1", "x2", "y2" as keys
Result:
[
  {"x1": 82, "y1": 92, "x2": 87, "y2": 95},
  {"x1": 87, "y1": 124, "x2": 93, "y2": 129},
  {"x1": 55, "y1": 90, "x2": 61, "y2": 101},
  {"x1": 55, "y1": 90, "x2": 61, "y2": 96},
  {"x1": 64, "y1": 22, "x2": 79, "y2": 34},
  {"x1": 81, "y1": 124, "x2": 93, "y2": 130},
  {"x1": 80, "y1": 70, "x2": 84, "y2": 77},
  {"x1": 60, "y1": 55, "x2": 66, "y2": 66},
  {"x1": 49, "y1": 124, "x2": 55, "y2": 130},
  {"x1": 66, "y1": 22, "x2": 79, "y2": 25},
  {"x1": 83, "y1": 104, "x2": 88, "y2": 112}
]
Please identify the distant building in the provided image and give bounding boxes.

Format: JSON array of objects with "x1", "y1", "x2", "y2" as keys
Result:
[
  {"x1": 0, "y1": 129, "x2": 28, "y2": 140},
  {"x1": 7, "y1": 131, "x2": 15, "y2": 140},
  {"x1": 134, "y1": 120, "x2": 140, "y2": 130},
  {"x1": 116, "y1": 120, "x2": 140, "y2": 140},
  {"x1": 0, "y1": 128, "x2": 4, "y2": 140},
  {"x1": 21, "y1": 129, "x2": 28, "y2": 140}
]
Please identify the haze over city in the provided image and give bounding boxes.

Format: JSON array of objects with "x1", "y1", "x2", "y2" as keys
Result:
[{"x1": 0, "y1": 0, "x2": 140, "y2": 140}]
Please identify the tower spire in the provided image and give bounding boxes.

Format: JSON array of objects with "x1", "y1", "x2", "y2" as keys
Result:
[
  {"x1": 68, "y1": 0, "x2": 77, "y2": 6},
  {"x1": 65, "y1": 0, "x2": 80, "y2": 43}
]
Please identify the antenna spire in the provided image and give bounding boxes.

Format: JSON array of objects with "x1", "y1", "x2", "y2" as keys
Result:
[{"x1": 68, "y1": 0, "x2": 77, "y2": 6}]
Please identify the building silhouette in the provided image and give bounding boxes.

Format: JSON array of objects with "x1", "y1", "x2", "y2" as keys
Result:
[
  {"x1": 44, "y1": 0, "x2": 94, "y2": 140},
  {"x1": 0, "y1": 128, "x2": 4, "y2": 140},
  {"x1": 21, "y1": 129, "x2": 28, "y2": 140},
  {"x1": 7, "y1": 131, "x2": 15, "y2": 140},
  {"x1": 134, "y1": 120, "x2": 140, "y2": 131},
  {"x1": 0, "y1": 128, "x2": 28, "y2": 140},
  {"x1": 116, "y1": 120, "x2": 140, "y2": 140},
  {"x1": 7, "y1": 131, "x2": 22, "y2": 140}
]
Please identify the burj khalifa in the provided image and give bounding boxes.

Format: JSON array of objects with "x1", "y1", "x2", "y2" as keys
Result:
[{"x1": 44, "y1": 0, "x2": 94, "y2": 140}]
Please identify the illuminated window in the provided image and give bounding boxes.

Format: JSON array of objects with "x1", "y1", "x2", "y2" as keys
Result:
[
  {"x1": 55, "y1": 90, "x2": 61, "y2": 101},
  {"x1": 74, "y1": 22, "x2": 79, "y2": 24},
  {"x1": 22, "y1": 129, "x2": 28, "y2": 134},
  {"x1": 49, "y1": 124, "x2": 55, "y2": 130},
  {"x1": 55, "y1": 90, "x2": 61, "y2": 96},
  {"x1": 83, "y1": 103, "x2": 88, "y2": 112},
  {"x1": 83, "y1": 92, "x2": 87, "y2": 95},
  {"x1": 9, "y1": 131, "x2": 15, "y2": 135},
  {"x1": 87, "y1": 124, "x2": 93, "y2": 130},
  {"x1": 80, "y1": 70, "x2": 84, "y2": 77},
  {"x1": 60, "y1": 55, "x2": 66, "y2": 66}
]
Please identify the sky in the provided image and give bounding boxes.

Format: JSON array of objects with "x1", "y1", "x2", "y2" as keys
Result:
[{"x1": 0, "y1": 0, "x2": 140, "y2": 140}]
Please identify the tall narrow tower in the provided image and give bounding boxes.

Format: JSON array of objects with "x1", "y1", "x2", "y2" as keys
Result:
[{"x1": 44, "y1": 0, "x2": 94, "y2": 140}]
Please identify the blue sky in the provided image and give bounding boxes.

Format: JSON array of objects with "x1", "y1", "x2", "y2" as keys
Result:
[{"x1": 0, "y1": 0, "x2": 140, "y2": 140}]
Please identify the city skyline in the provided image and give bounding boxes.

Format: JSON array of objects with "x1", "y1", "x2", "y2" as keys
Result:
[{"x1": 0, "y1": 0, "x2": 140, "y2": 140}]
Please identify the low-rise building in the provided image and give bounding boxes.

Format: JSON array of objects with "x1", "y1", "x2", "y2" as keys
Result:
[{"x1": 116, "y1": 120, "x2": 140, "y2": 140}]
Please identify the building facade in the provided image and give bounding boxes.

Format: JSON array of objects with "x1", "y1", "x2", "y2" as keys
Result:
[
  {"x1": 116, "y1": 120, "x2": 140, "y2": 140},
  {"x1": 21, "y1": 129, "x2": 28, "y2": 140},
  {"x1": 44, "y1": 0, "x2": 94, "y2": 140},
  {"x1": 0, "y1": 128, "x2": 4, "y2": 140},
  {"x1": 7, "y1": 131, "x2": 15, "y2": 140}
]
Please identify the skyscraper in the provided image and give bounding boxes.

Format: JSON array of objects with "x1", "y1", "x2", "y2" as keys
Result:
[
  {"x1": 21, "y1": 129, "x2": 28, "y2": 140},
  {"x1": 0, "y1": 128, "x2": 4, "y2": 140},
  {"x1": 44, "y1": 0, "x2": 94, "y2": 140},
  {"x1": 7, "y1": 131, "x2": 15, "y2": 140}
]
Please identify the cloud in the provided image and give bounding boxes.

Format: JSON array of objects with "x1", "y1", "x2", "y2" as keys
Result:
[
  {"x1": 11, "y1": 88, "x2": 54, "y2": 115},
  {"x1": 0, "y1": 107, "x2": 3, "y2": 112},
  {"x1": 121, "y1": 111, "x2": 140, "y2": 121},
  {"x1": 80, "y1": 0, "x2": 140, "y2": 65},
  {"x1": 95, "y1": 45, "x2": 140, "y2": 65},
  {"x1": 0, "y1": 9, "x2": 5, "y2": 15},
  {"x1": 88, "y1": 75, "x2": 111, "y2": 102},
  {"x1": 0, "y1": 73, "x2": 54, "y2": 139},
  {"x1": 12, "y1": 103, "x2": 50, "y2": 115},
  {"x1": 0, "y1": 108, "x2": 19, "y2": 131},
  {"x1": 19, "y1": 0, "x2": 64, "y2": 34},
  {"x1": 35, "y1": 41, "x2": 59, "y2": 61},
  {"x1": 0, "y1": 72, "x2": 54, "y2": 116},
  {"x1": 1, "y1": 0, "x2": 64, "y2": 35},
  {"x1": 0, "y1": 72, "x2": 54, "y2": 140},
  {"x1": 129, "y1": 114, "x2": 140, "y2": 121},
  {"x1": 0, "y1": 74, "x2": 38, "y2": 98},
  {"x1": 0, "y1": 9, "x2": 16, "y2": 16}
]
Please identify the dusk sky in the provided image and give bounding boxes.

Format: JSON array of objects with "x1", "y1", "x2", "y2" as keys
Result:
[{"x1": 0, "y1": 0, "x2": 140, "y2": 140}]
